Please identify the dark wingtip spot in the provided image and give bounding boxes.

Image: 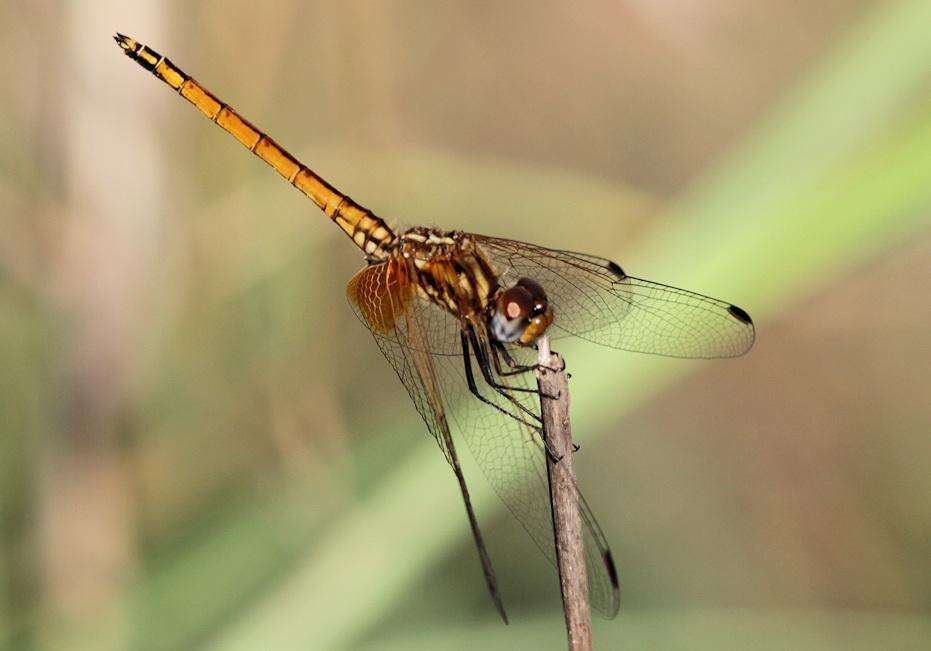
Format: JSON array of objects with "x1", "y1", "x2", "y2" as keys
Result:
[
  {"x1": 607, "y1": 261, "x2": 626, "y2": 279},
  {"x1": 604, "y1": 549, "x2": 619, "y2": 588},
  {"x1": 728, "y1": 304, "x2": 753, "y2": 325}
]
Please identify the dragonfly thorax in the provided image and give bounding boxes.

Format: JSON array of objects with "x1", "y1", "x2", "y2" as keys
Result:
[
  {"x1": 395, "y1": 228, "x2": 498, "y2": 318},
  {"x1": 394, "y1": 228, "x2": 555, "y2": 345}
]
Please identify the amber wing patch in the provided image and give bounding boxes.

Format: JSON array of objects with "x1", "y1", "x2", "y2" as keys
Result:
[{"x1": 346, "y1": 259, "x2": 415, "y2": 333}]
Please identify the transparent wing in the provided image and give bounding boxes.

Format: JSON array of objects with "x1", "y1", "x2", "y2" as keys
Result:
[
  {"x1": 346, "y1": 259, "x2": 459, "y2": 456},
  {"x1": 474, "y1": 235, "x2": 755, "y2": 359},
  {"x1": 347, "y1": 258, "x2": 508, "y2": 621},
  {"x1": 440, "y1": 345, "x2": 620, "y2": 617},
  {"x1": 347, "y1": 260, "x2": 620, "y2": 617}
]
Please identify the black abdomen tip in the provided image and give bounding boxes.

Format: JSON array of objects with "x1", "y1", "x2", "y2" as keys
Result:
[{"x1": 728, "y1": 304, "x2": 753, "y2": 325}]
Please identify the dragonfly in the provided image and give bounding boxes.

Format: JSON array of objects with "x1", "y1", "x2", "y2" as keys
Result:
[{"x1": 114, "y1": 33, "x2": 755, "y2": 622}]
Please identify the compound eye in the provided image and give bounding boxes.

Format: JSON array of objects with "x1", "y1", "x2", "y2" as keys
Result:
[
  {"x1": 516, "y1": 277, "x2": 548, "y2": 316},
  {"x1": 498, "y1": 285, "x2": 533, "y2": 321},
  {"x1": 490, "y1": 278, "x2": 554, "y2": 345}
]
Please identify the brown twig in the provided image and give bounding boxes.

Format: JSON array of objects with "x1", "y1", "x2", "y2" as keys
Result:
[{"x1": 536, "y1": 336, "x2": 593, "y2": 650}]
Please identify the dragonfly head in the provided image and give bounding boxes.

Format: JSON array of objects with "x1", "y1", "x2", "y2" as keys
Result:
[{"x1": 490, "y1": 277, "x2": 553, "y2": 345}]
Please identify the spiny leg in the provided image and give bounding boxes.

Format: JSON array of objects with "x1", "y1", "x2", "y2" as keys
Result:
[
  {"x1": 492, "y1": 342, "x2": 580, "y2": 451},
  {"x1": 490, "y1": 342, "x2": 537, "y2": 377},
  {"x1": 467, "y1": 327, "x2": 556, "y2": 415},
  {"x1": 467, "y1": 325, "x2": 556, "y2": 402},
  {"x1": 464, "y1": 329, "x2": 564, "y2": 463},
  {"x1": 459, "y1": 330, "x2": 546, "y2": 434},
  {"x1": 491, "y1": 340, "x2": 564, "y2": 377}
]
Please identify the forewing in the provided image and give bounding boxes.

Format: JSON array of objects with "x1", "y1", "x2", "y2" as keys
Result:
[{"x1": 475, "y1": 235, "x2": 755, "y2": 359}]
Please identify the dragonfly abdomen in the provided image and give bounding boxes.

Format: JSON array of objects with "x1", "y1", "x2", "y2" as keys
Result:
[{"x1": 114, "y1": 33, "x2": 396, "y2": 259}]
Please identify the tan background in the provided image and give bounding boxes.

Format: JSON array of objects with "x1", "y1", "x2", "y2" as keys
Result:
[{"x1": 1, "y1": 1, "x2": 929, "y2": 649}]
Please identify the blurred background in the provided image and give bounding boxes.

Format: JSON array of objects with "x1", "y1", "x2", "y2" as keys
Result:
[{"x1": 2, "y1": 1, "x2": 930, "y2": 649}]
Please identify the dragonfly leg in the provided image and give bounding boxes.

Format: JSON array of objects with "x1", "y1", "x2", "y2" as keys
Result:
[
  {"x1": 492, "y1": 343, "x2": 570, "y2": 461},
  {"x1": 490, "y1": 342, "x2": 536, "y2": 376},
  {"x1": 469, "y1": 329, "x2": 559, "y2": 401},
  {"x1": 459, "y1": 330, "x2": 545, "y2": 433},
  {"x1": 494, "y1": 341, "x2": 564, "y2": 375},
  {"x1": 467, "y1": 329, "x2": 564, "y2": 463},
  {"x1": 468, "y1": 328, "x2": 558, "y2": 407}
]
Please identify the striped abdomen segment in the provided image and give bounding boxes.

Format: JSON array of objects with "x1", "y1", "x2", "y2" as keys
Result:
[{"x1": 114, "y1": 33, "x2": 395, "y2": 258}]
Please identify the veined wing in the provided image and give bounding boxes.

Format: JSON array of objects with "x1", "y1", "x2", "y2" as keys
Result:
[
  {"x1": 347, "y1": 257, "x2": 462, "y2": 356},
  {"x1": 347, "y1": 260, "x2": 621, "y2": 617},
  {"x1": 347, "y1": 258, "x2": 507, "y2": 621},
  {"x1": 474, "y1": 235, "x2": 755, "y2": 359},
  {"x1": 439, "y1": 333, "x2": 620, "y2": 617}
]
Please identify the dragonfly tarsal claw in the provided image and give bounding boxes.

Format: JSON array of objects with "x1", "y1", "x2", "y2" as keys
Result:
[
  {"x1": 544, "y1": 442, "x2": 564, "y2": 464},
  {"x1": 534, "y1": 362, "x2": 563, "y2": 374}
]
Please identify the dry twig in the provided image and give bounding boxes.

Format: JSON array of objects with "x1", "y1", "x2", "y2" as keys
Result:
[{"x1": 536, "y1": 336, "x2": 592, "y2": 650}]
